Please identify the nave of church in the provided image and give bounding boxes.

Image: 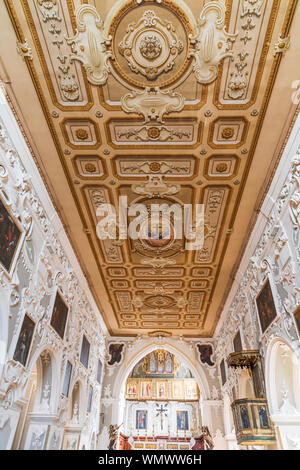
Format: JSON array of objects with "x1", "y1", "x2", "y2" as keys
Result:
[{"x1": 0, "y1": 0, "x2": 300, "y2": 451}]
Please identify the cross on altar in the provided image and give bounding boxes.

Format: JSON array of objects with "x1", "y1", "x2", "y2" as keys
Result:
[{"x1": 156, "y1": 404, "x2": 168, "y2": 431}]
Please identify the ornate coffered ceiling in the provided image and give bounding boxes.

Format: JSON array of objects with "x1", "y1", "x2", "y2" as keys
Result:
[{"x1": 2, "y1": 0, "x2": 297, "y2": 336}]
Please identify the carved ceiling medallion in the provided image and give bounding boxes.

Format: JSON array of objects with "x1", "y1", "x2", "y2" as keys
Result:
[
  {"x1": 140, "y1": 216, "x2": 174, "y2": 250},
  {"x1": 144, "y1": 295, "x2": 176, "y2": 309},
  {"x1": 119, "y1": 10, "x2": 183, "y2": 80},
  {"x1": 110, "y1": 0, "x2": 192, "y2": 89}
]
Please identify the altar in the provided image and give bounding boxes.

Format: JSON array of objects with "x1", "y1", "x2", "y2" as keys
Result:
[{"x1": 119, "y1": 434, "x2": 204, "y2": 451}]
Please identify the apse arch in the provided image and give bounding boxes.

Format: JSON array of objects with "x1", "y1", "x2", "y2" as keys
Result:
[{"x1": 112, "y1": 341, "x2": 210, "y2": 424}]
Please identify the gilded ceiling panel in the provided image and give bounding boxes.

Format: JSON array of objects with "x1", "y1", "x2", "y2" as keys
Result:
[{"x1": 4, "y1": 0, "x2": 296, "y2": 336}]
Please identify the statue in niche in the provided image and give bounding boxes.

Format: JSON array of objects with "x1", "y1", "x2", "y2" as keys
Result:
[
  {"x1": 108, "y1": 424, "x2": 122, "y2": 450},
  {"x1": 280, "y1": 381, "x2": 298, "y2": 415},
  {"x1": 72, "y1": 402, "x2": 79, "y2": 424},
  {"x1": 40, "y1": 383, "x2": 51, "y2": 410}
]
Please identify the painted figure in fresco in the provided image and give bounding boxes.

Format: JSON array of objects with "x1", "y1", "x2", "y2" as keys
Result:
[
  {"x1": 240, "y1": 406, "x2": 250, "y2": 429},
  {"x1": 108, "y1": 424, "x2": 122, "y2": 450},
  {"x1": 197, "y1": 344, "x2": 215, "y2": 367},
  {"x1": 258, "y1": 406, "x2": 269, "y2": 428},
  {"x1": 0, "y1": 199, "x2": 21, "y2": 272},
  {"x1": 107, "y1": 343, "x2": 124, "y2": 366}
]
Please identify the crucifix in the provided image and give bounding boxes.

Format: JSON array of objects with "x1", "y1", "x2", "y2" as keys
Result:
[{"x1": 156, "y1": 404, "x2": 168, "y2": 432}]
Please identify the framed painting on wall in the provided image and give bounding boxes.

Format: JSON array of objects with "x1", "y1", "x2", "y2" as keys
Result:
[
  {"x1": 126, "y1": 381, "x2": 138, "y2": 399},
  {"x1": 220, "y1": 358, "x2": 226, "y2": 386},
  {"x1": 97, "y1": 359, "x2": 103, "y2": 384},
  {"x1": 62, "y1": 361, "x2": 72, "y2": 397},
  {"x1": 0, "y1": 197, "x2": 22, "y2": 275},
  {"x1": 87, "y1": 386, "x2": 93, "y2": 413},
  {"x1": 50, "y1": 291, "x2": 69, "y2": 339},
  {"x1": 294, "y1": 307, "x2": 300, "y2": 337},
  {"x1": 13, "y1": 314, "x2": 35, "y2": 366},
  {"x1": 136, "y1": 410, "x2": 147, "y2": 430},
  {"x1": 80, "y1": 334, "x2": 90, "y2": 368},
  {"x1": 176, "y1": 410, "x2": 188, "y2": 430},
  {"x1": 156, "y1": 381, "x2": 168, "y2": 399},
  {"x1": 184, "y1": 380, "x2": 198, "y2": 400},
  {"x1": 233, "y1": 330, "x2": 243, "y2": 352},
  {"x1": 141, "y1": 381, "x2": 152, "y2": 399},
  {"x1": 256, "y1": 279, "x2": 277, "y2": 333},
  {"x1": 172, "y1": 380, "x2": 184, "y2": 399}
]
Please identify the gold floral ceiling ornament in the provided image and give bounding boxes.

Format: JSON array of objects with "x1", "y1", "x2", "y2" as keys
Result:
[
  {"x1": 75, "y1": 129, "x2": 89, "y2": 141},
  {"x1": 221, "y1": 127, "x2": 235, "y2": 140},
  {"x1": 119, "y1": 10, "x2": 183, "y2": 81},
  {"x1": 66, "y1": 5, "x2": 112, "y2": 86},
  {"x1": 189, "y1": 1, "x2": 237, "y2": 84}
]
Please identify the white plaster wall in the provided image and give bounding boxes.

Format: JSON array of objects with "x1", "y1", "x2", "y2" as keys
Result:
[
  {"x1": 0, "y1": 88, "x2": 106, "y2": 450},
  {"x1": 215, "y1": 112, "x2": 300, "y2": 449}
]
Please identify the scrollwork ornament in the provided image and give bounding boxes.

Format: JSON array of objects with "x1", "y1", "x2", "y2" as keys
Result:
[
  {"x1": 119, "y1": 10, "x2": 183, "y2": 81},
  {"x1": 189, "y1": 1, "x2": 237, "y2": 84},
  {"x1": 66, "y1": 5, "x2": 112, "y2": 86},
  {"x1": 121, "y1": 87, "x2": 184, "y2": 124}
]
